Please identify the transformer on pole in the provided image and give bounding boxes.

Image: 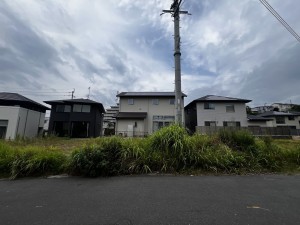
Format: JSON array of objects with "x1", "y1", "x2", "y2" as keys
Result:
[{"x1": 162, "y1": 0, "x2": 190, "y2": 124}]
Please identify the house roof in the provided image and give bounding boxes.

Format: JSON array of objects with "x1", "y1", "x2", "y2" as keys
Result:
[
  {"x1": 117, "y1": 92, "x2": 187, "y2": 97},
  {"x1": 194, "y1": 95, "x2": 251, "y2": 103},
  {"x1": 185, "y1": 95, "x2": 251, "y2": 108},
  {"x1": 0, "y1": 92, "x2": 49, "y2": 111},
  {"x1": 247, "y1": 115, "x2": 272, "y2": 121},
  {"x1": 258, "y1": 111, "x2": 298, "y2": 117},
  {"x1": 115, "y1": 112, "x2": 147, "y2": 119},
  {"x1": 44, "y1": 98, "x2": 105, "y2": 112}
]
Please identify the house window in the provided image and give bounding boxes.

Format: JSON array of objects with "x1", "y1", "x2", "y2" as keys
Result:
[
  {"x1": 152, "y1": 99, "x2": 159, "y2": 105},
  {"x1": 223, "y1": 121, "x2": 241, "y2": 127},
  {"x1": 226, "y1": 105, "x2": 235, "y2": 112},
  {"x1": 128, "y1": 99, "x2": 134, "y2": 105},
  {"x1": 153, "y1": 115, "x2": 175, "y2": 132},
  {"x1": 73, "y1": 104, "x2": 91, "y2": 113},
  {"x1": 169, "y1": 99, "x2": 175, "y2": 105},
  {"x1": 0, "y1": 120, "x2": 8, "y2": 139},
  {"x1": 82, "y1": 105, "x2": 91, "y2": 113},
  {"x1": 288, "y1": 116, "x2": 295, "y2": 120},
  {"x1": 204, "y1": 102, "x2": 215, "y2": 110},
  {"x1": 204, "y1": 121, "x2": 216, "y2": 127},
  {"x1": 276, "y1": 117, "x2": 285, "y2": 124},
  {"x1": 53, "y1": 121, "x2": 69, "y2": 137},
  {"x1": 56, "y1": 105, "x2": 71, "y2": 112}
]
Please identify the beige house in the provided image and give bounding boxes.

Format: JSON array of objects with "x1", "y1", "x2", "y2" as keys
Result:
[
  {"x1": 185, "y1": 95, "x2": 251, "y2": 133},
  {"x1": 115, "y1": 92, "x2": 186, "y2": 136},
  {"x1": 249, "y1": 111, "x2": 300, "y2": 129}
]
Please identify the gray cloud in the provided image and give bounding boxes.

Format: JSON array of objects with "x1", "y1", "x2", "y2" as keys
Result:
[{"x1": 0, "y1": 1, "x2": 65, "y2": 86}]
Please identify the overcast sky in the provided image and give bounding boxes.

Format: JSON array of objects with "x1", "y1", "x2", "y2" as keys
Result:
[{"x1": 0, "y1": 0, "x2": 299, "y2": 108}]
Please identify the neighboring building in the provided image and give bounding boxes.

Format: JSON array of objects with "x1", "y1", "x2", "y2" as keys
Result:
[
  {"x1": 115, "y1": 92, "x2": 186, "y2": 136},
  {"x1": 103, "y1": 105, "x2": 119, "y2": 135},
  {"x1": 251, "y1": 105, "x2": 274, "y2": 114},
  {"x1": 44, "y1": 99, "x2": 105, "y2": 138},
  {"x1": 0, "y1": 92, "x2": 49, "y2": 140},
  {"x1": 271, "y1": 103, "x2": 294, "y2": 112},
  {"x1": 185, "y1": 95, "x2": 251, "y2": 133},
  {"x1": 256, "y1": 111, "x2": 300, "y2": 129},
  {"x1": 247, "y1": 115, "x2": 273, "y2": 127}
]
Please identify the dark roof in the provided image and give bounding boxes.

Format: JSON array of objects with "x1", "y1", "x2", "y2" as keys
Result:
[
  {"x1": 0, "y1": 92, "x2": 49, "y2": 111},
  {"x1": 44, "y1": 98, "x2": 105, "y2": 112},
  {"x1": 185, "y1": 95, "x2": 251, "y2": 108},
  {"x1": 117, "y1": 92, "x2": 187, "y2": 97},
  {"x1": 194, "y1": 95, "x2": 251, "y2": 103},
  {"x1": 247, "y1": 115, "x2": 272, "y2": 121},
  {"x1": 115, "y1": 112, "x2": 147, "y2": 119},
  {"x1": 259, "y1": 111, "x2": 298, "y2": 117}
]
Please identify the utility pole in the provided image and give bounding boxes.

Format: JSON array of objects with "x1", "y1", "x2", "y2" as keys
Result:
[
  {"x1": 87, "y1": 87, "x2": 90, "y2": 99},
  {"x1": 71, "y1": 88, "x2": 75, "y2": 99},
  {"x1": 162, "y1": 0, "x2": 190, "y2": 124}
]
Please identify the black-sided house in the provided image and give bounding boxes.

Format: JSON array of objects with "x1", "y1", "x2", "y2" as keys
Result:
[{"x1": 44, "y1": 99, "x2": 105, "y2": 138}]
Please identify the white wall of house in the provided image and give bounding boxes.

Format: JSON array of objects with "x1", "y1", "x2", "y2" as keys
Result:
[
  {"x1": 0, "y1": 106, "x2": 45, "y2": 140},
  {"x1": 247, "y1": 120, "x2": 274, "y2": 127},
  {"x1": 118, "y1": 97, "x2": 184, "y2": 134},
  {"x1": 0, "y1": 106, "x2": 20, "y2": 139},
  {"x1": 265, "y1": 117, "x2": 300, "y2": 128},
  {"x1": 116, "y1": 119, "x2": 146, "y2": 136},
  {"x1": 196, "y1": 102, "x2": 248, "y2": 127}
]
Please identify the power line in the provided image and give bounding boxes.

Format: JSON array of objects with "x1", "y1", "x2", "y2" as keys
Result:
[{"x1": 259, "y1": 0, "x2": 300, "y2": 42}]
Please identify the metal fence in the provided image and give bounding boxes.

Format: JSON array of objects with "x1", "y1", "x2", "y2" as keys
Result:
[
  {"x1": 196, "y1": 126, "x2": 300, "y2": 137},
  {"x1": 116, "y1": 131, "x2": 149, "y2": 137}
]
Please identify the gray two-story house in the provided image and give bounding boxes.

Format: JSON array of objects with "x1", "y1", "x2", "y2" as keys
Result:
[
  {"x1": 115, "y1": 92, "x2": 186, "y2": 136},
  {"x1": 44, "y1": 99, "x2": 105, "y2": 138},
  {"x1": 185, "y1": 95, "x2": 251, "y2": 133}
]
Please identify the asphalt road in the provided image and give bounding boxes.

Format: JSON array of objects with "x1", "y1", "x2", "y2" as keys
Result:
[{"x1": 0, "y1": 174, "x2": 299, "y2": 225}]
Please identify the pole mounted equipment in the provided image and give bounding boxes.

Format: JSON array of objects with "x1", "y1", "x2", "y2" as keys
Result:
[{"x1": 162, "y1": 0, "x2": 190, "y2": 124}]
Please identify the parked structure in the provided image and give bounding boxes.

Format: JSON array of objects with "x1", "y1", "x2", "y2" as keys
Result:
[
  {"x1": 44, "y1": 99, "x2": 105, "y2": 138},
  {"x1": 185, "y1": 95, "x2": 251, "y2": 133},
  {"x1": 0, "y1": 92, "x2": 49, "y2": 140},
  {"x1": 115, "y1": 92, "x2": 186, "y2": 136}
]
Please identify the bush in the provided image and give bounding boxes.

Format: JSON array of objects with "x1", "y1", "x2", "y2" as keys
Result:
[
  {"x1": 149, "y1": 124, "x2": 191, "y2": 171},
  {"x1": 0, "y1": 142, "x2": 16, "y2": 176},
  {"x1": 69, "y1": 136, "x2": 124, "y2": 177},
  {"x1": 10, "y1": 146, "x2": 67, "y2": 179},
  {"x1": 217, "y1": 129, "x2": 256, "y2": 153}
]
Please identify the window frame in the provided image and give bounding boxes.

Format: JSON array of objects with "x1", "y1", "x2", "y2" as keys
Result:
[
  {"x1": 128, "y1": 99, "x2": 134, "y2": 105},
  {"x1": 204, "y1": 102, "x2": 215, "y2": 110},
  {"x1": 226, "y1": 105, "x2": 235, "y2": 113},
  {"x1": 152, "y1": 99, "x2": 159, "y2": 105}
]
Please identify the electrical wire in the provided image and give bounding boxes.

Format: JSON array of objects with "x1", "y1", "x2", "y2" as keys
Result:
[{"x1": 259, "y1": 0, "x2": 300, "y2": 42}]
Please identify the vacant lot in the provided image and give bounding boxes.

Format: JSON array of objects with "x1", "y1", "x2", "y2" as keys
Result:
[{"x1": 1, "y1": 126, "x2": 300, "y2": 179}]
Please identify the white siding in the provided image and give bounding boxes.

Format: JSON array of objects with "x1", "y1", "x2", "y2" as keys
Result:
[
  {"x1": 117, "y1": 96, "x2": 184, "y2": 134},
  {"x1": 0, "y1": 106, "x2": 20, "y2": 139},
  {"x1": 0, "y1": 106, "x2": 46, "y2": 140},
  {"x1": 196, "y1": 102, "x2": 248, "y2": 127}
]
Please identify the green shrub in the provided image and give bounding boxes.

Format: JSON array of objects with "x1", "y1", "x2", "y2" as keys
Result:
[
  {"x1": 0, "y1": 142, "x2": 16, "y2": 176},
  {"x1": 149, "y1": 124, "x2": 192, "y2": 171},
  {"x1": 69, "y1": 136, "x2": 124, "y2": 177},
  {"x1": 10, "y1": 146, "x2": 67, "y2": 179},
  {"x1": 69, "y1": 145, "x2": 109, "y2": 177},
  {"x1": 120, "y1": 138, "x2": 152, "y2": 174},
  {"x1": 217, "y1": 129, "x2": 256, "y2": 153}
]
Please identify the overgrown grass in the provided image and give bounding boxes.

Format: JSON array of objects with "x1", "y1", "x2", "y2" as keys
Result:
[
  {"x1": 1, "y1": 124, "x2": 299, "y2": 179},
  {"x1": 0, "y1": 141, "x2": 67, "y2": 179}
]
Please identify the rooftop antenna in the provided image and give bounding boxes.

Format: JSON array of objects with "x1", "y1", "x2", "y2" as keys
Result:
[
  {"x1": 87, "y1": 87, "x2": 90, "y2": 99},
  {"x1": 71, "y1": 88, "x2": 75, "y2": 99},
  {"x1": 162, "y1": 0, "x2": 190, "y2": 124}
]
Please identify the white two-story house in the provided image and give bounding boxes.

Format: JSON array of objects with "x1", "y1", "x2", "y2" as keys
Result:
[
  {"x1": 115, "y1": 92, "x2": 186, "y2": 136},
  {"x1": 185, "y1": 95, "x2": 251, "y2": 133}
]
